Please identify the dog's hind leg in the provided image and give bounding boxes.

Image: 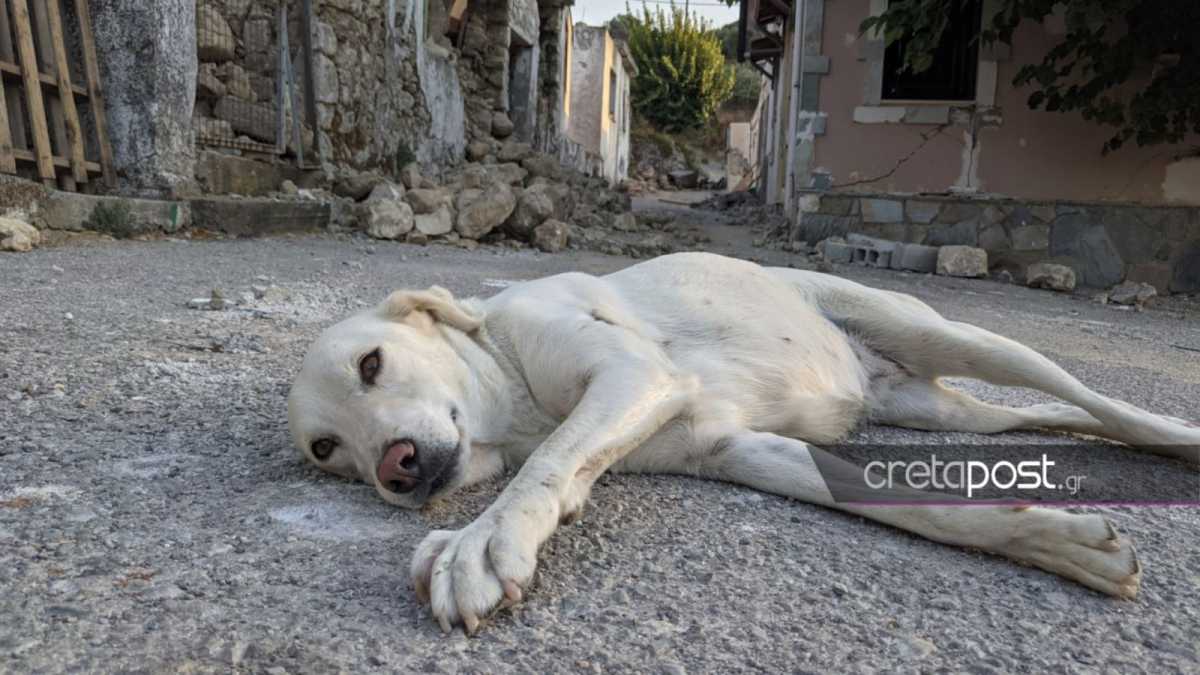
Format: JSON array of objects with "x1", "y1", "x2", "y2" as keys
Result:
[
  {"x1": 868, "y1": 375, "x2": 1110, "y2": 436},
  {"x1": 698, "y1": 430, "x2": 1141, "y2": 598},
  {"x1": 783, "y1": 271, "x2": 1199, "y2": 463}
]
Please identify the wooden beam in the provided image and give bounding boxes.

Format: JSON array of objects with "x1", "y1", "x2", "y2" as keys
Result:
[
  {"x1": 0, "y1": 66, "x2": 13, "y2": 173},
  {"x1": 0, "y1": 61, "x2": 88, "y2": 97},
  {"x1": 8, "y1": 0, "x2": 55, "y2": 185},
  {"x1": 71, "y1": 0, "x2": 115, "y2": 187},
  {"x1": 28, "y1": 0, "x2": 74, "y2": 190},
  {"x1": 45, "y1": 0, "x2": 88, "y2": 184},
  {"x1": 12, "y1": 146, "x2": 100, "y2": 172}
]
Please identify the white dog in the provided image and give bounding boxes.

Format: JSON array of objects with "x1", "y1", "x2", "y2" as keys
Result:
[{"x1": 288, "y1": 252, "x2": 1198, "y2": 634}]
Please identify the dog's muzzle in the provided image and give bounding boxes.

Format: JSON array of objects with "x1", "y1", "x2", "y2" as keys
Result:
[{"x1": 376, "y1": 439, "x2": 458, "y2": 499}]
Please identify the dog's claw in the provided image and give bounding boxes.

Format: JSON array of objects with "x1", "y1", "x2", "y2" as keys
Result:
[
  {"x1": 463, "y1": 612, "x2": 480, "y2": 635},
  {"x1": 502, "y1": 579, "x2": 523, "y2": 604},
  {"x1": 414, "y1": 580, "x2": 429, "y2": 605},
  {"x1": 438, "y1": 615, "x2": 452, "y2": 635}
]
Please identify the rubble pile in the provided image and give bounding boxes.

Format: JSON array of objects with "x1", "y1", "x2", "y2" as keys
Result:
[{"x1": 326, "y1": 140, "x2": 660, "y2": 255}]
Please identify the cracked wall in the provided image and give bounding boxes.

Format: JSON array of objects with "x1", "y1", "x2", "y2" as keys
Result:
[{"x1": 814, "y1": 0, "x2": 1200, "y2": 206}]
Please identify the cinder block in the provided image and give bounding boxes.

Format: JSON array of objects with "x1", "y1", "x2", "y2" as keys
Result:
[
  {"x1": 847, "y1": 233, "x2": 899, "y2": 253},
  {"x1": 821, "y1": 240, "x2": 854, "y2": 264},
  {"x1": 866, "y1": 248, "x2": 893, "y2": 268},
  {"x1": 890, "y1": 243, "x2": 939, "y2": 273}
]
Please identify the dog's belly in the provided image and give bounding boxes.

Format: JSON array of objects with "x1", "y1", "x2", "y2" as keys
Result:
[{"x1": 608, "y1": 253, "x2": 872, "y2": 445}]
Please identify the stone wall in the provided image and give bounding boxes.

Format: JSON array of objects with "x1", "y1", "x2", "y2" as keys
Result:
[
  {"x1": 793, "y1": 191, "x2": 1200, "y2": 294},
  {"x1": 192, "y1": 0, "x2": 454, "y2": 177}
]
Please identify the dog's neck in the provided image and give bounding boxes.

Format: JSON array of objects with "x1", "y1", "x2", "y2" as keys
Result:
[{"x1": 437, "y1": 316, "x2": 552, "y2": 465}]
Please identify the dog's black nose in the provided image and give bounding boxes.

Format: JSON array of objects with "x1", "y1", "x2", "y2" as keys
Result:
[{"x1": 378, "y1": 440, "x2": 420, "y2": 493}]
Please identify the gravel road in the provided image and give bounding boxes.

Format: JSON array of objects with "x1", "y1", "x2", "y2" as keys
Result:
[{"x1": 2, "y1": 226, "x2": 1198, "y2": 674}]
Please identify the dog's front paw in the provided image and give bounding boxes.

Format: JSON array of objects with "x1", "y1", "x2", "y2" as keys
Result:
[{"x1": 409, "y1": 515, "x2": 536, "y2": 634}]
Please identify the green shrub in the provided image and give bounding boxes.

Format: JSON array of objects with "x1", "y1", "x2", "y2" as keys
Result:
[{"x1": 619, "y1": 2, "x2": 736, "y2": 133}]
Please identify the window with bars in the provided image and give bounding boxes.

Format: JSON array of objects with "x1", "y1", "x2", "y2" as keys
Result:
[{"x1": 881, "y1": 0, "x2": 982, "y2": 102}]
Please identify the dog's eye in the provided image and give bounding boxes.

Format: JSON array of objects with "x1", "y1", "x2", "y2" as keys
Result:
[
  {"x1": 311, "y1": 438, "x2": 337, "y2": 461},
  {"x1": 359, "y1": 349, "x2": 382, "y2": 385}
]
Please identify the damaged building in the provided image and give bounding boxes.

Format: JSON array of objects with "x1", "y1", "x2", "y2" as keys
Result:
[
  {"x1": 739, "y1": 0, "x2": 1200, "y2": 295},
  {"x1": 84, "y1": 0, "x2": 631, "y2": 196},
  {"x1": 1, "y1": 1, "x2": 649, "y2": 254}
]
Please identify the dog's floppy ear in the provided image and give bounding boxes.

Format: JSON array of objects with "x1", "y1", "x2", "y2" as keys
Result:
[{"x1": 380, "y1": 286, "x2": 482, "y2": 333}]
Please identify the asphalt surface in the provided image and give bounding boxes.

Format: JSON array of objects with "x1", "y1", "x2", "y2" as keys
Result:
[{"x1": 2, "y1": 214, "x2": 1199, "y2": 673}]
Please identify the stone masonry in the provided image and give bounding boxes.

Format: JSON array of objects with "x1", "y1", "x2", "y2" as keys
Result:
[{"x1": 793, "y1": 191, "x2": 1200, "y2": 294}]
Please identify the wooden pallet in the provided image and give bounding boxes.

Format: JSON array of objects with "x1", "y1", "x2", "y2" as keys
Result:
[{"x1": 0, "y1": 0, "x2": 113, "y2": 190}]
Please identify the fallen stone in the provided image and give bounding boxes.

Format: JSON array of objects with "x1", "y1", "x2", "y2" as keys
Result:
[
  {"x1": 406, "y1": 231, "x2": 429, "y2": 245},
  {"x1": 461, "y1": 164, "x2": 490, "y2": 189},
  {"x1": 366, "y1": 182, "x2": 405, "y2": 203},
  {"x1": 491, "y1": 111, "x2": 515, "y2": 139},
  {"x1": 888, "y1": 243, "x2": 939, "y2": 273},
  {"x1": 485, "y1": 163, "x2": 528, "y2": 187},
  {"x1": 456, "y1": 182, "x2": 516, "y2": 239},
  {"x1": 533, "y1": 219, "x2": 569, "y2": 252},
  {"x1": 466, "y1": 141, "x2": 491, "y2": 162},
  {"x1": 522, "y1": 154, "x2": 562, "y2": 181},
  {"x1": 1108, "y1": 281, "x2": 1157, "y2": 308},
  {"x1": 1025, "y1": 262, "x2": 1076, "y2": 292},
  {"x1": 498, "y1": 142, "x2": 533, "y2": 163},
  {"x1": 504, "y1": 187, "x2": 554, "y2": 239},
  {"x1": 405, "y1": 188, "x2": 453, "y2": 215},
  {"x1": 363, "y1": 199, "x2": 414, "y2": 240},
  {"x1": 279, "y1": 180, "x2": 299, "y2": 196},
  {"x1": 400, "y1": 163, "x2": 422, "y2": 190},
  {"x1": 414, "y1": 205, "x2": 454, "y2": 236},
  {"x1": 0, "y1": 217, "x2": 39, "y2": 252},
  {"x1": 937, "y1": 246, "x2": 988, "y2": 278}
]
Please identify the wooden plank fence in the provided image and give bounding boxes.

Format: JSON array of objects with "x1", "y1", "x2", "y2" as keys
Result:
[{"x1": 0, "y1": 0, "x2": 113, "y2": 190}]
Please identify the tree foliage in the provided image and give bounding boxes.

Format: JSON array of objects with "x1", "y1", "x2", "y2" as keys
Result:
[
  {"x1": 860, "y1": 0, "x2": 1200, "y2": 153},
  {"x1": 617, "y1": 2, "x2": 736, "y2": 132}
]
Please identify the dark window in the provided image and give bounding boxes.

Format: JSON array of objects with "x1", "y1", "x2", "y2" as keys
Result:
[{"x1": 882, "y1": 0, "x2": 982, "y2": 101}]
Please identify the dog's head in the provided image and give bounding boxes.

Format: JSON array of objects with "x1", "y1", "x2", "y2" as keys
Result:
[{"x1": 288, "y1": 286, "x2": 484, "y2": 508}]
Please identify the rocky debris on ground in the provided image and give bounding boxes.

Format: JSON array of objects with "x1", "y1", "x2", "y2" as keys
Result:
[
  {"x1": 187, "y1": 289, "x2": 234, "y2": 311},
  {"x1": 1026, "y1": 262, "x2": 1076, "y2": 292},
  {"x1": 936, "y1": 246, "x2": 989, "y2": 278},
  {"x1": 1107, "y1": 281, "x2": 1158, "y2": 309},
  {"x1": 693, "y1": 191, "x2": 759, "y2": 212},
  {"x1": 0, "y1": 216, "x2": 40, "y2": 252},
  {"x1": 533, "y1": 219, "x2": 569, "y2": 252}
]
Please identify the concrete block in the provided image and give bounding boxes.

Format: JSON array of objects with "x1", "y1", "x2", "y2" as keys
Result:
[
  {"x1": 39, "y1": 191, "x2": 190, "y2": 236},
  {"x1": 190, "y1": 198, "x2": 329, "y2": 236},
  {"x1": 847, "y1": 233, "x2": 898, "y2": 252},
  {"x1": 889, "y1": 243, "x2": 939, "y2": 273},
  {"x1": 820, "y1": 240, "x2": 854, "y2": 264}
]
